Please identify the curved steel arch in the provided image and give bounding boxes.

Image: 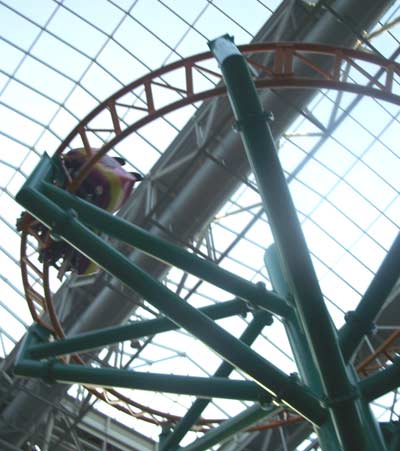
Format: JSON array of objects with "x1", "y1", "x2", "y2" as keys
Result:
[{"x1": 53, "y1": 42, "x2": 400, "y2": 191}]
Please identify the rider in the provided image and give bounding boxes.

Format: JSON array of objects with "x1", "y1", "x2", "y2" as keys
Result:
[{"x1": 39, "y1": 148, "x2": 142, "y2": 276}]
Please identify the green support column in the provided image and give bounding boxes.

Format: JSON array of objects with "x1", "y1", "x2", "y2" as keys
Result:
[
  {"x1": 209, "y1": 35, "x2": 385, "y2": 450},
  {"x1": 265, "y1": 245, "x2": 340, "y2": 451},
  {"x1": 339, "y1": 232, "x2": 400, "y2": 361},
  {"x1": 265, "y1": 245, "x2": 323, "y2": 390},
  {"x1": 389, "y1": 425, "x2": 400, "y2": 451}
]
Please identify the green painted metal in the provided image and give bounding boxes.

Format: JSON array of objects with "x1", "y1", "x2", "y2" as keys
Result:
[
  {"x1": 339, "y1": 232, "x2": 400, "y2": 361},
  {"x1": 360, "y1": 357, "x2": 400, "y2": 402},
  {"x1": 265, "y1": 245, "x2": 341, "y2": 451},
  {"x1": 180, "y1": 404, "x2": 281, "y2": 451},
  {"x1": 388, "y1": 424, "x2": 400, "y2": 451},
  {"x1": 15, "y1": 358, "x2": 272, "y2": 402},
  {"x1": 15, "y1": 324, "x2": 47, "y2": 363},
  {"x1": 13, "y1": 36, "x2": 400, "y2": 451},
  {"x1": 29, "y1": 298, "x2": 250, "y2": 359},
  {"x1": 41, "y1": 181, "x2": 291, "y2": 318},
  {"x1": 16, "y1": 156, "x2": 325, "y2": 425},
  {"x1": 209, "y1": 35, "x2": 386, "y2": 450},
  {"x1": 159, "y1": 311, "x2": 271, "y2": 451},
  {"x1": 265, "y1": 245, "x2": 323, "y2": 392},
  {"x1": 347, "y1": 363, "x2": 388, "y2": 449},
  {"x1": 391, "y1": 435, "x2": 400, "y2": 451},
  {"x1": 158, "y1": 424, "x2": 173, "y2": 451},
  {"x1": 380, "y1": 422, "x2": 400, "y2": 451}
]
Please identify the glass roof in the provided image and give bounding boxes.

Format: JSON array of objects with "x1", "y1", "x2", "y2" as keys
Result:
[{"x1": 1, "y1": 1, "x2": 400, "y2": 449}]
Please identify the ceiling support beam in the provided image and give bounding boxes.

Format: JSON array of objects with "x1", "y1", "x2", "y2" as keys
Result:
[{"x1": 210, "y1": 34, "x2": 389, "y2": 451}]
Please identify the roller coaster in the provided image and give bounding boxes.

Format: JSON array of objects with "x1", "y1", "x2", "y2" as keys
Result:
[{"x1": 14, "y1": 37, "x2": 400, "y2": 450}]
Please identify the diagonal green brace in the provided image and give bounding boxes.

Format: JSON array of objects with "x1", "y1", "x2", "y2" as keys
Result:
[
  {"x1": 41, "y1": 180, "x2": 291, "y2": 318},
  {"x1": 159, "y1": 311, "x2": 271, "y2": 451},
  {"x1": 360, "y1": 357, "x2": 400, "y2": 402},
  {"x1": 339, "y1": 232, "x2": 400, "y2": 362},
  {"x1": 29, "y1": 298, "x2": 250, "y2": 359},
  {"x1": 15, "y1": 160, "x2": 325, "y2": 425},
  {"x1": 180, "y1": 404, "x2": 282, "y2": 451}
]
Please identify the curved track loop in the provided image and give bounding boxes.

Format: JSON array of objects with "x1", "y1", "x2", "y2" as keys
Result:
[
  {"x1": 19, "y1": 42, "x2": 400, "y2": 430},
  {"x1": 357, "y1": 330, "x2": 400, "y2": 376}
]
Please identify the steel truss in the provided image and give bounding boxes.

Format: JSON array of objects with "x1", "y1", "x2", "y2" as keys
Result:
[{"x1": 13, "y1": 38, "x2": 400, "y2": 450}]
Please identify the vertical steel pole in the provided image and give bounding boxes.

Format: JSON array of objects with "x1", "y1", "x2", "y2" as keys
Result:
[
  {"x1": 389, "y1": 427, "x2": 400, "y2": 451},
  {"x1": 209, "y1": 35, "x2": 385, "y2": 450},
  {"x1": 265, "y1": 245, "x2": 323, "y2": 390},
  {"x1": 42, "y1": 411, "x2": 55, "y2": 451},
  {"x1": 265, "y1": 245, "x2": 340, "y2": 451}
]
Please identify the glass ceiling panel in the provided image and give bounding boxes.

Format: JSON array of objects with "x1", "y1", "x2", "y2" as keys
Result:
[{"x1": 0, "y1": 0, "x2": 400, "y2": 450}]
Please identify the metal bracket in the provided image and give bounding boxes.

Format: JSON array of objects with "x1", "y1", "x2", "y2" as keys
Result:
[{"x1": 233, "y1": 111, "x2": 274, "y2": 133}]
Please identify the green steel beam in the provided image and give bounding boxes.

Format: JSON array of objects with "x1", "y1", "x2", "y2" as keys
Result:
[
  {"x1": 41, "y1": 180, "x2": 291, "y2": 318},
  {"x1": 390, "y1": 434, "x2": 400, "y2": 451},
  {"x1": 14, "y1": 359, "x2": 272, "y2": 402},
  {"x1": 339, "y1": 232, "x2": 400, "y2": 361},
  {"x1": 381, "y1": 422, "x2": 400, "y2": 451},
  {"x1": 29, "y1": 299, "x2": 250, "y2": 359},
  {"x1": 160, "y1": 311, "x2": 271, "y2": 451},
  {"x1": 208, "y1": 35, "x2": 374, "y2": 451},
  {"x1": 15, "y1": 324, "x2": 48, "y2": 365},
  {"x1": 389, "y1": 426, "x2": 400, "y2": 451},
  {"x1": 360, "y1": 357, "x2": 400, "y2": 402},
  {"x1": 265, "y1": 245, "x2": 323, "y2": 392},
  {"x1": 15, "y1": 159, "x2": 325, "y2": 425},
  {"x1": 265, "y1": 246, "x2": 341, "y2": 451},
  {"x1": 180, "y1": 404, "x2": 281, "y2": 451}
]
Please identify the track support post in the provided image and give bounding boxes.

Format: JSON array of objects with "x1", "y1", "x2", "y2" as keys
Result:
[{"x1": 209, "y1": 34, "x2": 387, "y2": 451}]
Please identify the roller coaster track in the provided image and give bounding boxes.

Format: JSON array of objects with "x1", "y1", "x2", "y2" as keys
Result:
[{"x1": 357, "y1": 330, "x2": 400, "y2": 376}]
